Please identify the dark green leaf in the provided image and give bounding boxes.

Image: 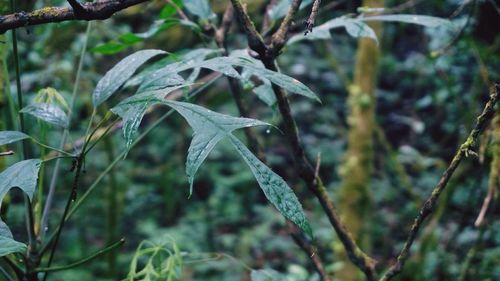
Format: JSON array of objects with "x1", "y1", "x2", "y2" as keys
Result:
[
  {"x1": 229, "y1": 135, "x2": 313, "y2": 238},
  {"x1": 91, "y1": 42, "x2": 128, "y2": 55},
  {"x1": 21, "y1": 103, "x2": 69, "y2": 128},
  {"x1": 0, "y1": 221, "x2": 26, "y2": 257},
  {"x1": 93, "y1": 49, "x2": 167, "y2": 106},
  {"x1": 0, "y1": 159, "x2": 42, "y2": 202},
  {"x1": 162, "y1": 100, "x2": 267, "y2": 195},
  {"x1": 0, "y1": 131, "x2": 30, "y2": 146}
]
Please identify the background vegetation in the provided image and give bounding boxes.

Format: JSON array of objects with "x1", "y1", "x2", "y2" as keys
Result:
[{"x1": 0, "y1": 0, "x2": 498, "y2": 280}]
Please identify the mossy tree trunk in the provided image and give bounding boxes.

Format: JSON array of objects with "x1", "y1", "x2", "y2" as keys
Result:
[{"x1": 337, "y1": 1, "x2": 383, "y2": 280}]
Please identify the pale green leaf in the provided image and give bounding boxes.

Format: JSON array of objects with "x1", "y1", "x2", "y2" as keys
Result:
[
  {"x1": 268, "y1": 0, "x2": 313, "y2": 20},
  {"x1": 0, "y1": 220, "x2": 26, "y2": 257},
  {"x1": 162, "y1": 100, "x2": 268, "y2": 195},
  {"x1": 111, "y1": 86, "x2": 188, "y2": 149},
  {"x1": 233, "y1": 58, "x2": 320, "y2": 101},
  {"x1": 229, "y1": 135, "x2": 312, "y2": 238},
  {"x1": 344, "y1": 19, "x2": 378, "y2": 43},
  {"x1": 361, "y1": 14, "x2": 452, "y2": 27},
  {"x1": 0, "y1": 159, "x2": 42, "y2": 203},
  {"x1": 21, "y1": 103, "x2": 69, "y2": 128},
  {"x1": 183, "y1": 0, "x2": 215, "y2": 20},
  {"x1": 0, "y1": 131, "x2": 29, "y2": 146},
  {"x1": 253, "y1": 84, "x2": 277, "y2": 106},
  {"x1": 93, "y1": 49, "x2": 167, "y2": 106},
  {"x1": 251, "y1": 269, "x2": 288, "y2": 281},
  {"x1": 139, "y1": 56, "x2": 239, "y2": 93}
]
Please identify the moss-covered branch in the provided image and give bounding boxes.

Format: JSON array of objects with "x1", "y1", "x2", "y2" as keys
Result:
[
  {"x1": 0, "y1": 0, "x2": 152, "y2": 33},
  {"x1": 380, "y1": 83, "x2": 499, "y2": 281}
]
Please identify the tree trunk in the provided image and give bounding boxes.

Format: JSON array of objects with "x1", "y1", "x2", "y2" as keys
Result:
[{"x1": 337, "y1": 1, "x2": 383, "y2": 280}]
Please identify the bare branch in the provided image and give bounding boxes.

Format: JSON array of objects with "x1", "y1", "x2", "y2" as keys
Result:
[
  {"x1": 270, "y1": 0, "x2": 303, "y2": 55},
  {"x1": 380, "y1": 84, "x2": 499, "y2": 281},
  {"x1": 261, "y1": 59, "x2": 377, "y2": 281},
  {"x1": 305, "y1": 0, "x2": 321, "y2": 34},
  {"x1": 0, "y1": 0, "x2": 152, "y2": 34},
  {"x1": 229, "y1": 0, "x2": 267, "y2": 56}
]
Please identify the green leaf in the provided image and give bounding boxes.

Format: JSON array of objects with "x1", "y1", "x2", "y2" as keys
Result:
[
  {"x1": 160, "y1": 0, "x2": 183, "y2": 19},
  {"x1": 93, "y1": 49, "x2": 167, "y2": 107},
  {"x1": 0, "y1": 221, "x2": 26, "y2": 257},
  {"x1": 268, "y1": 0, "x2": 313, "y2": 20},
  {"x1": 344, "y1": 19, "x2": 378, "y2": 43},
  {"x1": 0, "y1": 159, "x2": 42, "y2": 202},
  {"x1": 111, "y1": 85, "x2": 189, "y2": 148},
  {"x1": 253, "y1": 84, "x2": 277, "y2": 106},
  {"x1": 183, "y1": 0, "x2": 215, "y2": 20},
  {"x1": 361, "y1": 14, "x2": 452, "y2": 28},
  {"x1": 118, "y1": 33, "x2": 143, "y2": 45},
  {"x1": 251, "y1": 269, "x2": 288, "y2": 281},
  {"x1": 91, "y1": 42, "x2": 128, "y2": 55},
  {"x1": 0, "y1": 158, "x2": 42, "y2": 256},
  {"x1": 162, "y1": 100, "x2": 267, "y2": 195},
  {"x1": 139, "y1": 56, "x2": 239, "y2": 93},
  {"x1": 229, "y1": 135, "x2": 313, "y2": 238},
  {"x1": 21, "y1": 103, "x2": 69, "y2": 128},
  {"x1": 0, "y1": 131, "x2": 29, "y2": 146},
  {"x1": 289, "y1": 14, "x2": 451, "y2": 45},
  {"x1": 232, "y1": 58, "x2": 320, "y2": 102}
]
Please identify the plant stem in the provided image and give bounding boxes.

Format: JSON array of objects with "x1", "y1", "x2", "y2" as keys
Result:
[
  {"x1": 9, "y1": 1, "x2": 37, "y2": 278},
  {"x1": 41, "y1": 21, "x2": 91, "y2": 241},
  {"x1": 36, "y1": 238, "x2": 125, "y2": 273}
]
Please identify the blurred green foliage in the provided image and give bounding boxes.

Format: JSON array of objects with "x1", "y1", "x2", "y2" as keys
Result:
[{"x1": 0, "y1": 0, "x2": 499, "y2": 280}]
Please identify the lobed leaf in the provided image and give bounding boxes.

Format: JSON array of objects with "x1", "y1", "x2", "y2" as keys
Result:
[
  {"x1": 111, "y1": 86, "x2": 189, "y2": 149},
  {"x1": 0, "y1": 159, "x2": 42, "y2": 203},
  {"x1": 93, "y1": 49, "x2": 167, "y2": 106},
  {"x1": 162, "y1": 100, "x2": 268, "y2": 195}
]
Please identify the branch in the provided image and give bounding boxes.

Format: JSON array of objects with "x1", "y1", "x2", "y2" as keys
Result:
[
  {"x1": 261, "y1": 59, "x2": 377, "y2": 281},
  {"x1": 229, "y1": 0, "x2": 267, "y2": 56},
  {"x1": 0, "y1": 0, "x2": 152, "y2": 34},
  {"x1": 380, "y1": 83, "x2": 499, "y2": 281},
  {"x1": 270, "y1": 0, "x2": 303, "y2": 55},
  {"x1": 287, "y1": 221, "x2": 332, "y2": 281},
  {"x1": 304, "y1": 0, "x2": 321, "y2": 34}
]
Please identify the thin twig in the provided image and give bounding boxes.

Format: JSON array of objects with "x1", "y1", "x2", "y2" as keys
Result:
[
  {"x1": 41, "y1": 21, "x2": 91, "y2": 241},
  {"x1": 287, "y1": 221, "x2": 331, "y2": 281},
  {"x1": 305, "y1": 0, "x2": 321, "y2": 35},
  {"x1": 380, "y1": 84, "x2": 499, "y2": 281},
  {"x1": 229, "y1": 0, "x2": 267, "y2": 56},
  {"x1": 36, "y1": 238, "x2": 125, "y2": 273},
  {"x1": 270, "y1": 0, "x2": 303, "y2": 54}
]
